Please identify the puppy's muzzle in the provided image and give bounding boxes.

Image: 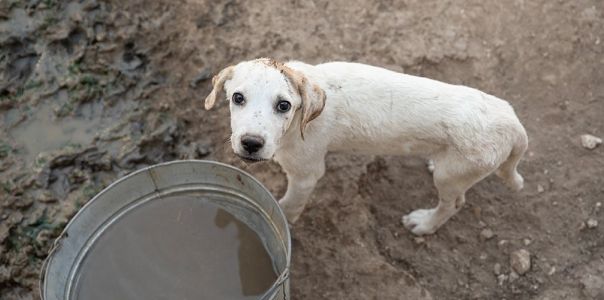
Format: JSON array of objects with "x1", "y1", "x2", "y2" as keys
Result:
[{"x1": 241, "y1": 135, "x2": 264, "y2": 154}]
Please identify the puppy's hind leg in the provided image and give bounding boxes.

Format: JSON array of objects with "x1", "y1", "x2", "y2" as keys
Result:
[
  {"x1": 495, "y1": 134, "x2": 528, "y2": 191},
  {"x1": 402, "y1": 155, "x2": 496, "y2": 235}
]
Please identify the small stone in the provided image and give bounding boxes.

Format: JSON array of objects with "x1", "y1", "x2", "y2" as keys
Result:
[
  {"x1": 472, "y1": 206, "x2": 482, "y2": 219},
  {"x1": 195, "y1": 143, "x2": 211, "y2": 157},
  {"x1": 480, "y1": 228, "x2": 495, "y2": 240},
  {"x1": 36, "y1": 229, "x2": 52, "y2": 245},
  {"x1": 509, "y1": 271, "x2": 520, "y2": 282},
  {"x1": 580, "y1": 134, "x2": 602, "y2": 150},
  {"x1": 596, "y1": 202, "x2": 602, "y2": 212},
  {"x1": 586, "y1": 218, "x2": 598, "y2": 229},
  {"x1": 413, "y1": 237, "x2": 425, "y2": 244},
  {"x1": 38, "y1": 191, "x2": 57, "y2": 203},
  {"x1": 537, "y1": 184, "x2": 544, "y2": 193},
  {"x1": 548, "y1": 266, "x2": 556, "y2": 276},
  {"x1": 455, "y1": 235, "x2": 469, "y2": 244},
  {"x1": 480, "y1": 253, "x2": 488, "y2": 260},
  {"x1": 581, "y1": 274, "x2": 604, "y2": 299},
  {"x1": 159, "y1": 101, "x2": 170, "y2": 111},
  {"x1": 523, "y1": 238, "x2": 532, "y2": 246},
  {"x1": 497, "y1": 274, "x2": 508, "y2": 286},
  {"x1": 494, "y1": 263, "x2": 502, "y2": 275},
  {"x1": 510, "y1": 249, "x2": 531, "y2": 275},
  {"x1": 478, "y1": 221, "x2": 487, "y2": 228}
]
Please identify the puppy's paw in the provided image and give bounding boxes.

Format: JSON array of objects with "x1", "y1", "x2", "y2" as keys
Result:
[
  {"x1": 426, "y1": 159, "x2": 435, "y2": 174},
  {"x1": 510, "y1": 173, "x2": 524, "y2": 191},
  {"x1": 402, "y1": 209, "x2": 437, "y2": 236},
  {"x1": 495, "y1": 169, "x2": 524, "y2": 191}
]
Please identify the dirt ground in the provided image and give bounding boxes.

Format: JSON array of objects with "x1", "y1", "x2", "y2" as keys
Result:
[{"x1": 1, "y1": 0, "x2": 604, "y2": 299}]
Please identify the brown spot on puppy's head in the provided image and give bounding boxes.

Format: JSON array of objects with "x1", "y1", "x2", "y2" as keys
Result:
[{"x1": 258, "y1": 59, "x2": 326, "y2": 139}]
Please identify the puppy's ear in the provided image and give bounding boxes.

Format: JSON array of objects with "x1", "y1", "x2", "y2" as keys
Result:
[
  {"x1": 299, "y1": 82, "x2": 326, "y2": 139},
  {"x1": 204, "y1": 66, "x2": 234, "y2": 110},
  {"x1": 281, "y1": 66, "x2": 326, "y2": 139}
]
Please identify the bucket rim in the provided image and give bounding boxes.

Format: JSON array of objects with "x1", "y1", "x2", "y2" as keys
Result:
[{"x1": 40, "y1": 159, "x2": 292, "y2": 300}]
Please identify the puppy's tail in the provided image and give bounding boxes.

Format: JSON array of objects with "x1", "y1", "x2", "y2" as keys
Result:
[{"x1": 495, "y1": 127, "x2": 528, "y2": 192}]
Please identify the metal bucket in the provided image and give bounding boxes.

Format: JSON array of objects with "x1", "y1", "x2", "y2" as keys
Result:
[{"x1": 41, "y1": 160, "x2": 291, "y2": 300}]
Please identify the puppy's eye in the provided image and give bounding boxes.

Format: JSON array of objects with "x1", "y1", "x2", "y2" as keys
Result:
[
  {"x1": 276, "y1": 100, "x2": 291, "y2": 113},
  {"x1": 232, "y1": 93, "x2": 245, "y2": 105}
]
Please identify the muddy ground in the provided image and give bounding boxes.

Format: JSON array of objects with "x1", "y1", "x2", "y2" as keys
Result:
[{"x1": 1, "y1": 0, "x2": 603, "y2": 299}]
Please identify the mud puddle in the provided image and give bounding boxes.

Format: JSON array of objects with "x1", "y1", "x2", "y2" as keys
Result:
[{"x1": 6, "y1": 95, "x2": 136, "y2": 162}]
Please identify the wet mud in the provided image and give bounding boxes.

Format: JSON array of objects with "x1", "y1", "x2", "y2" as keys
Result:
[{"x1": 0, "y1": 0, "x2": 603, "y2": 299}]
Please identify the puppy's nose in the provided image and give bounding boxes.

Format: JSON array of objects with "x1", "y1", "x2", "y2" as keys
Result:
[{"x1": 241, "y1": 136, "x2": 264, "y2": 154}]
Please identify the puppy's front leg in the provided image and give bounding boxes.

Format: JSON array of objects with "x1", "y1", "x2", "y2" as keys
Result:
[{"x1": 278, "y1": 160, "x2": 326, "y2": 224}]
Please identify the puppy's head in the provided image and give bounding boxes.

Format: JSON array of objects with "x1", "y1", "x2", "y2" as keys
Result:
[{"x1": 204, "y1": 58, "x2": 325, "y2": 162}]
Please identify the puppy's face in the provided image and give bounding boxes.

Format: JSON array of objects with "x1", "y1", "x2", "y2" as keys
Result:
[
  {"x1": 204, "y1": 59, "x2": 325, "y2": 163},
  {"x1": 224, "y1": 62, "x2": 300, "y2": 162}
]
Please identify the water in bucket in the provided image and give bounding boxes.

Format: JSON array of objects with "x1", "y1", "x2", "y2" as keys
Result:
[{"x1": 73, "y1": 194, "x2": 277, "y2": 299}]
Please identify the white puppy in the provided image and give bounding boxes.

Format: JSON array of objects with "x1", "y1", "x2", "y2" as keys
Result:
[{"x1": 204, "y1": 58, "x2": 528, "y2": 235}]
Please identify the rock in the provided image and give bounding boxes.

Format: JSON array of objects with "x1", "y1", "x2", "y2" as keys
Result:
[
  {"x1": 509, "y1": 271, "x2": 520, "y2": 282},
  {"x1": 494, "y1": 263, "x2": 502, "y2": 275},
  {"x1": 537, "y1": 184, "x2": 544, "y2": 193},
  {"x1": 413, "y1": 237, "x2": 425, "y2": 244},
  {"x1": 581, "y1": 274, "x2": 604, "y2": 299},
  {"x1": 523, "y1": 238, "x2": 532, "y2": 246},
  {"x1": 510, "y1": 249, "x2": 531, "y2": 275},
  {"x1": 580, "y1": 134, "x2": 602, "y2": 150},
  {"x1": 586, "y1": 218, "x2": 598, "y2": 229},
  {"x1": 497, "y1": 274, "x2": 508, "y2": 286},
  {"x1": 35, "y1": 229, "x2": 52, "y2": 245},
  {"x1": 455, "y1": 234, "x2": 469, "y2": 244},
  {"x1": 472, "y1": 206, "x2": 481, "y2": 219},
  {"x1": 195, "y1": 142, "x2": 211, "y2": 157},
  {"x1": 94, "y1": 23, "x2": 106, "y2": 41},
  {"x1": 480, "y1": 228, "x2": 495, "y2": 240}
]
